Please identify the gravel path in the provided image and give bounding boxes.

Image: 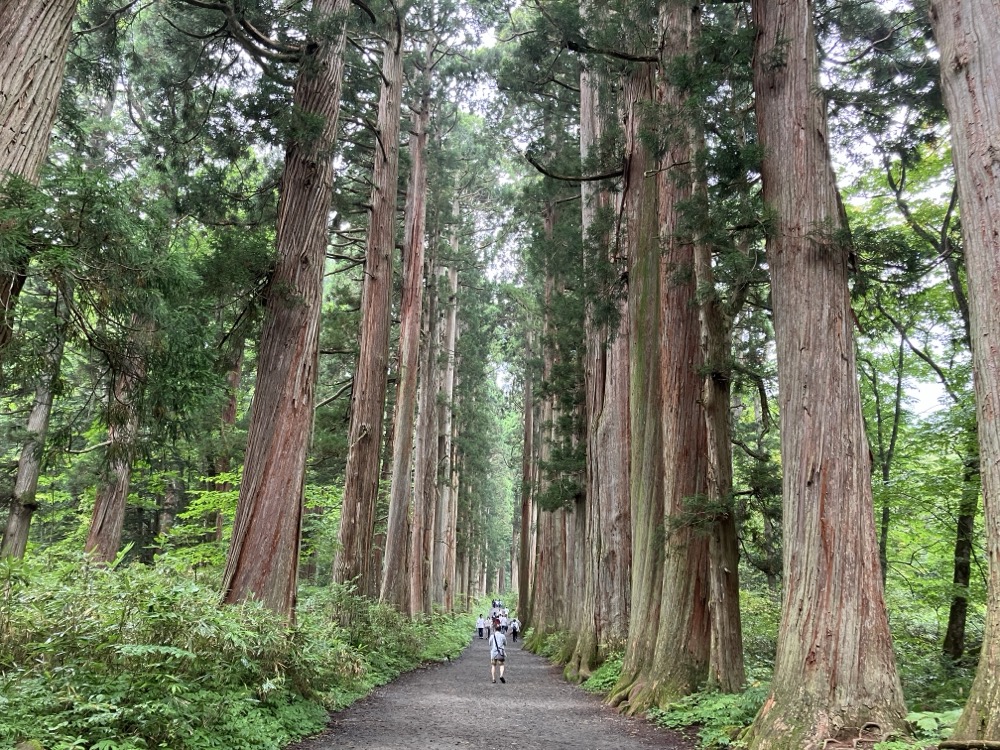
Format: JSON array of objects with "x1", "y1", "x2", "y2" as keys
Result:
[{"x1": 290, "y1": 633, "x2": 696, "y2": 750}]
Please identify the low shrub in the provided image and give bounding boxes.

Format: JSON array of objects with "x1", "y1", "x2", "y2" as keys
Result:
[
  {"x1": 0, "y1": 552, "x2": 471, "y2": 750},
  {"x1": 649, "y1": 683, "x2": 770, "y2": 748}
]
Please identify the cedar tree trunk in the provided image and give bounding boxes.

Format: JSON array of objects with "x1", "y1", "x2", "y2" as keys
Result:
[
  {"x1": 744, "y1": 0, "x2": 907, "y2": 742},
  {"x1": 609, "y1": 61, "x2": 663, "y2": 712},
  {"x1": 220, "y1": 0, "x2": 350, "y2": 617},
  {"x1": 930, "y1": 0, "x2": 1000, "y2": 738},
  {"x1": 0, "y1": 0, "x2": 78, "y2": 357},
  {"x1": 380, "y1": 46, "x2": 430, "y2": 609},
  {"x1": 334, "y1": 17, "x2": 404, "y2": 595}
]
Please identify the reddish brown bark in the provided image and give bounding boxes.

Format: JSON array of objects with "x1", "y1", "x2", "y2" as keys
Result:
[
  {"x1": 334, "y1": 17, "x2": 404, "y2": 595},
  {"x1": 380, "y1": 45, "x2": 431, "y2": 609},
  {"x1": 744, "y1": 0, "x2": 906, "y2": 742},
  {"x1": 929, "y1": 0, "x2": 1000, "y2": 738},
  {"x1": 220, "y1": 0, "x2": 351, "y2": 618},
  {"x1": 0, "y1": 0, "x2": 78, "y2": 357},
  {"x1": 85, "y1": 314, "x2": 152, "y2": 563}
]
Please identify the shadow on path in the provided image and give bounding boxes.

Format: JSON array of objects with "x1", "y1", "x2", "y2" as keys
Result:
[{"x1": 290, "y1": 634, "x2": 695, "y2": 750}]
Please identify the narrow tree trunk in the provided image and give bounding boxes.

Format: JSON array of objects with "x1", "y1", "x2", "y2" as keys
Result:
[
  {"x1": 220, "y1": 0, "x2": 351, "y2": 618},
  {"x1": 1, "y1": 286, "x2": 67, "y2": 558},
  {"x1": 212, "y1": 339, "x2": 244, "y2": 540},
  {"x1": 85, "y1": 314, "x2": 152, "y2": 563},
  {"x1": 410, "y1": 255, "x2": 440, "y2": 615},
  {"x1": 380, "y1": 45, "x2": 431, "y2": 609},
  {"x1": 0, "y1": 0, "x2": 78, "y2": 358},
  {"x1": 943, "y1": 449, "x2": 979, "y2": 662},
  {"x1": 518, "y1": 333, "x2": 535, "y2": 618},
  {"x1": 744, "y1": 0, "x2": 906, "y2": 741},
  {"x1": 929, "y1": 0, "x2": 1000, "y2": 736},
  {"x1": 444, "y1": 394, "x2": 461, "y2": 610},
  {"x1": 696, "y1": 211, "x2": 746, "y2": 694},
  {"x1": 431, "y1": 260, "x2": 459, "y2": 607},
  {"x1": 334, "y1": 17, "x2": 404, "y2": 595}
]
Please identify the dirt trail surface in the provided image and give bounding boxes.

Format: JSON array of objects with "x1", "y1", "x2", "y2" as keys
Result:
[{"x1": 290, "y1": 635, "x2": 695, "y2": 750}]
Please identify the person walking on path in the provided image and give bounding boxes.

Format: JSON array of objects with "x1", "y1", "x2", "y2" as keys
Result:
[
  {"x1": 510, "y1": 616, "x2": 521, "y2": 642},
  {"x1": 490, "y1": 628, "x2": 507, "y2": 684},
  {"x1": 476, "y1": 614, "x2": 486, "y2": 639}
]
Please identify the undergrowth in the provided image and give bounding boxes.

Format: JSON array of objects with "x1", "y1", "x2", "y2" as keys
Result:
[{"x1": 0, "y1": 553, "x2": 472, "y2": 750}]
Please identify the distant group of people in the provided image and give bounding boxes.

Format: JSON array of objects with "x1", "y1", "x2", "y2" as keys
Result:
[{"x1": 476, "y1": 599, "x2": 521, "y2": 684}]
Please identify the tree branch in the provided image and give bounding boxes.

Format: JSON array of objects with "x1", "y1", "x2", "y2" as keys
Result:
[{"x1": 523, "y1": 151, "x2": 623, "y2": 182}]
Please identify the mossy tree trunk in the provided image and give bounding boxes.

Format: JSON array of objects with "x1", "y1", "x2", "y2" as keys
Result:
[
  {"x1": 567, "y1": 28, "x2": 632, "y2": 681},
  {"x1": 609, "y1": 60, "x2": 663, "y2": 711}
]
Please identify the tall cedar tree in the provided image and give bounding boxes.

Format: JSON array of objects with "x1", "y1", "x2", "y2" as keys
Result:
[
  {"x1": 221, "y1": 0, "x2": 351, "y2": 617},
  {"x1": 381, "y1": 38, "x2": 432, "y2": 610},
  {"x1": 567, "y1": 48, "x2": 632, "y2": 680},
  {"x1": 333, "y1": 13, "x2": 404, "y2": 596},
  {"x1": 743, "y1": 0, "x2": 907, "y2": 742},
  {"x1": 929, "y1": 0, "x2": 1000, "y2": 739},
  {"x1": 610, "y1": 58, "x2": 662, "y2": 712}
]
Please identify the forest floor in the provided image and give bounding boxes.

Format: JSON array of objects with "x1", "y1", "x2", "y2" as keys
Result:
[{"x1": 287, "y1": 635, "x2": 696, "y2": 750}]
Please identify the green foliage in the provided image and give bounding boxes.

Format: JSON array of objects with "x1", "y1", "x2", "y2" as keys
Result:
[
  {"x1": 873, "y1": 709, "x2": 962, "y2": 749},
  {"x1": 0, "y1": 553, "x2": 473, "y2": 750},
  {"x1": 649, "y1": 684, "x2": 771, "y2": 748},
  {"x1": 581, "y1": 653, "x2": 623, "y2": 695}
]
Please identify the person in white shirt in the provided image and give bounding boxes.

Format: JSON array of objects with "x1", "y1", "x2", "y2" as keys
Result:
[
  {"x1": 476, "y1": 615, "x2": 486, "y2": 639},
  {"x1": 499, "y1": 614, "x2": 508, "y2": 633},
  {"x1": 490, "y1": 628, "x2": 507, "y2": 684},
  {"x1": 509, "y1": 617, "x2": 521, "y2": 642}
]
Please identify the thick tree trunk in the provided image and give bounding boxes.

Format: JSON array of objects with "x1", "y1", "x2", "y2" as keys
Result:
[
  {"x1": 85, "y1": 314, "x2": 151, "y2": 563},
  {"x1": 929, "y1": 0, "x2": 1000, "y2": 738},
  {"x1": 745, "y1": 0, "x2": 906, "y2": 743},
  {"x1": 610, "y1": 61, "x2": 663, "y2": 711},
  {"x1": 568, "y1": 56, "x2": 631, "y2": 681},
  {"x1": 622, "y1": 0, "x2": 717, "y2": 711},
  {"x1": 334, "y1": 18, "x2": 404, "y2": 596},
  {"x1": 220, "y1": 0, "x2": 351, "y2": 618},
  {"x1": 380, "y1": 56, "x2": 431, "y2": 608},
  {"x1": 409, "y1": 254, "x2": 440, "y2": 615},
  {"x1": 0, "y1": 0, "x2": 78, "y2": 358},
  {"x1": 1, "y1": 286, "x2": 67, "y2": 558}
]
